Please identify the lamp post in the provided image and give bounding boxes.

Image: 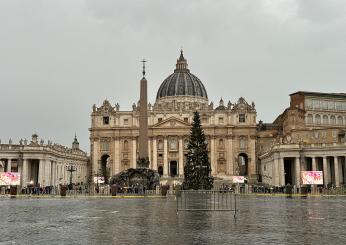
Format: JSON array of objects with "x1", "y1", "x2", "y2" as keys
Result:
[{"x1": 65, "y1": 163, "x2": 77, "y2": 190}]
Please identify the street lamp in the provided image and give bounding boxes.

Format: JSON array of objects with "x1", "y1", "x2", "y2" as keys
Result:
[{"x1": 65, "y1": 163, "x2": 77, "y2": 190}]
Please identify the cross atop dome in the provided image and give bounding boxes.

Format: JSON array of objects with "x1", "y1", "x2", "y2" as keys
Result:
[{"x1": 175, "y1": 49, "x2": 189, "y2": 72}]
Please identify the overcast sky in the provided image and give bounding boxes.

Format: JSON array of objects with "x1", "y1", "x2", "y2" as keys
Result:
[{"x1": 1, "y1": 0, "x2": 346, "y2": 151}]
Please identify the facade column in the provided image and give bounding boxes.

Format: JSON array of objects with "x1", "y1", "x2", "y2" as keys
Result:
[
  {"x1": 179, "y1": 137, "x2": 184, "y2": 177},
  {"x1": 280, "y1": 157, "x2": 285, "y2": 186},
  {"x1": 93, "y1": 139, "x2": 99, "y2": 177},
  {"x1": 114, "y1": 138, "x2": 120, "y2": 174},
  {"x1": 226, "y1": 136, "x2": 233, "y2": 175},
  {"x1": 22, "y1": 159, "x2": 28, "y2": 187},
  {"x1": 312, "y1": 157, "x2": 317, "y2": 171},
  {"x1": 163, "y1": 137, "x2": 168, "y2": 176},
  {"x1": 334, "y1": 156, "x2": 340, "y2": 187},
  {"x1": 132, "y1": 137, "x2": 137, "y2": 169},
  {"x1": 249, "y1": 136, "x2": 256, "y2": 179},
  {"x1": 322, "y1": 156, "x2": 328, "y2": 187},
  {"x1": 152, "y1": 137, "x2": 157, "y2": 170},
  {"x1": 7, "y1": 159, "x2": 12, "y2": 172},
  {"x1": 210, "y1": 137, "x2": 216, "y2": 175}
]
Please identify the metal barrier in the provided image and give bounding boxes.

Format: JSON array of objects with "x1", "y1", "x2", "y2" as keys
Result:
[{"x1": 176, "y1": 190, "x2": 238, "y2": 217}]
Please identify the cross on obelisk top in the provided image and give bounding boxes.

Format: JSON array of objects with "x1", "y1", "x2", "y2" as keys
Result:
[{"x1": 141, "y1": 59, "x2": 147, "y2": 77}]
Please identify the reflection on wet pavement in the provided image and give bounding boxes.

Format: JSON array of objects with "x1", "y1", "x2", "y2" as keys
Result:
[{"x1": 0, "y1": 196, "x2": 346, "y2": 244}]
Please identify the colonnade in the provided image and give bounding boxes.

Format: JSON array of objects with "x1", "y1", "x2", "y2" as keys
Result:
[
  {"x1": 1, "y1": 157, "x2": 88, "y2": 188},
  {"x1": 272, "y1": 155, "x2": 346, "y2": 187}
]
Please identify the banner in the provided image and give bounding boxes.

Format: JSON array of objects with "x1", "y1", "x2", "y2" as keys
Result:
[
  {"x1": 301, "y1": 171, "x2": 323, "y2": 185},
  {"x1": 233, "y1": 176, "x2": 245, "y2": 184},
  {"x1": 0, "y1": 172, "x2": 21, "y2": 185},
  {"x1": 93, "y1": 176, "x2": 105, "y2": 184}
]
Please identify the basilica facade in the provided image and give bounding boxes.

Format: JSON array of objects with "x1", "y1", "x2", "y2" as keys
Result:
[
  {"x1": 90, "y1": 51, "x2": 258, "y2": 184},
  {"x1": 90, "y1": 51, "x2": 346, "y2": 188}
]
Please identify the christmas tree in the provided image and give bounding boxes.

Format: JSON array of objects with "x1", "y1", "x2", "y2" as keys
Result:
[{"x1": 183, "y1": 111, "x2": 213, "y2": 190}]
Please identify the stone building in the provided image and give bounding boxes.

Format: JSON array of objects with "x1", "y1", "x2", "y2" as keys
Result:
[
  {"x1": 90, "y1": 51, "x2": 258, "y2": 184},
  {"x1": 0, "y1": 134, "x2": 88, "y2": 188},
  {"x1": 258, "y1": 92, "x2": 346, "y2": 187}
]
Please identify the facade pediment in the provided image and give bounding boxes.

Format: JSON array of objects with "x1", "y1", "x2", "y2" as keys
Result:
[{"x1": 152, "y1": 117, "x2": 191, "y2": 128}]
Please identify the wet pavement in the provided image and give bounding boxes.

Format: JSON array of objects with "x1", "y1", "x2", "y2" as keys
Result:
[{"x1": 0, "y1": 196, "x2": 346, "y2": 244}]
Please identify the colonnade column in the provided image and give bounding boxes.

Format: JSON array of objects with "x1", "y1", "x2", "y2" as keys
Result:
[
  {"x1": 179, "y1": 137, "x2": 184, "y2": 177},
  {"x1": 7, "y1": 159, "x2": 11, "y2": 172},
  {"x1": 280, "y1": 157, "x2": 285, "y2": 186},
  {"x1": 21, "y1": 159, "x2": 28, "y2": 187},
  {"x1": 163, "y1": 137, "x2": 168, "y2": 176},
  {"x1": 152, "y1": 137, "x2": 157, "y2": 171},
  {"x1": 295, "y1": 157, "x2": 300, "y2": 187},
  {"x1": 210, "y1": 137, "x2": 216, "y2": 175},
  {"x1": 322, "y1": 157, "x2": 328, "y2": 187},
  {"x1": 273, "y1": 157, "x2": 280, "y2": 186},
  {"x1": 338, "y1": 156, "x2": 343, "y2": 187},
  {"x1": 38, "y1": 160, "x2": 44, "y2": 186},
  {"x1": 334, "y1": 156, "x2": 340, "y2": 187},
  {"x1": 312, "y1": 157, "x2": 317, "y2": 171},
  {"x1": 114, "y1": 138, "x2": 120, "y2": 174},
  {"x1": 132, "y1": 137, "x2": 137, "y2": 169}
]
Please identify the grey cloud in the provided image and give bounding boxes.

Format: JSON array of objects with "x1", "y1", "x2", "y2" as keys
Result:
[{"x1": 1, "y1": 0, "x2": 345, "y2": 150}]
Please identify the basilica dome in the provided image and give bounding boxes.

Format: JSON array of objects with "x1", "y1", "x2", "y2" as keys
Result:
[{"x1": 156, "y1": 51, "x2": 208, "y2": 102}]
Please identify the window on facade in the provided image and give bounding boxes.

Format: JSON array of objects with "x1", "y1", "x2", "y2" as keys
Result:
[
  {"x1": 313, "y1": 100, "x2": 321, "y2": 109},
  {"x1": 158, "y1": 118, "x2": 162, "y2": 123},
  {"x1": 336, "y1": 102, "x2": 343, "y2": 110},
  {"x1": 184, "y1": 139, "x2": 189, "y2": 149},
  {"x1": 323, "y1": 115, "x2": 329, "y2": 125},
  {"x1": 219, "y1": 117, "x2": 224, "y2": 124},
  {"x1": 328, "y1": 101, "x2": 335, "y2": 110},
  {"x1": 322, "y1": 131, "x2": 327, "y2": 138},
  {"x1": 218, "y1": 139, "x2": 224, "y2": 148},
  {"x1": 305, "y1": 99, "x2": 313, "y2": 109},
  {"x1": 332, "y1": 130, "x2": 337, "y2": 138},
  {"x1": 101, "y1": 141, "x2": 109, "y2": 151},
  {"x1": 158, "y1": 140, "x2": 163, "y2": 150},
  {"x1": 158, "y1": 153, "x2": 163, "y2": 157},
  {"x1": 184, "y1": 117, "x2": 188, "y2": 122},
  {"x1": 123, "y1": 140, "x2": 128, "y2": 151},
  {"x1": 239, "y1": 114, "x2": 245, "y2": 123},
  {"x1": 264, "y1": 164, "x2": 266, "y2": 171},
  {"x1": 169, "y1": 138, "x2": 178, "y2": 151},
  {"x1": 239, "y1": 137, "x2": 246, "y2": 149},
  {"x1": 103, "y1": 116, "x2": 109, "y2": 125},
  {"x1": 315, "y1": 114, "x2": 321, "y2": 125},
  {"x1": 202, "y1": 117, "x2": 207, "y2": 124},
  {"x1": 330, "y1": 115, "x2": 336, "y2": 125},
  {"x1": 124, "y1": 119, "x2": 129, "y2": 125},
  {"x1": 307, "y1": 114, "x2": 313, "y2": 124},
  {"x1": 337, "y1": 116, "x2": 343, "y2": 125},
  {"x1": 322, "y1": 101, "x2": 328, "y2": 109}
]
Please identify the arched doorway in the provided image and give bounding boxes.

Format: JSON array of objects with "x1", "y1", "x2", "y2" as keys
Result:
[
  {"x1": 170, "y1": 161, "x2": 178, "y2": 177},
  {"x1": 101, "y1": 154, "x2": 110, "y2": 184},
  {"x1": 238, "y1": 153, "x2": 248, "y2": 176},
  {"x1": 158, "y1": 166, "x2": 163, "y2": 176}
]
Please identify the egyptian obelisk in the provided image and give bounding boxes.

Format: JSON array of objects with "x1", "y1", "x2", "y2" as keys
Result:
[{"x1": 138, "y1": 59, "x2": 149, "y2": 167}]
